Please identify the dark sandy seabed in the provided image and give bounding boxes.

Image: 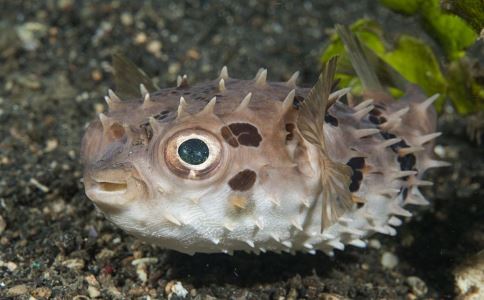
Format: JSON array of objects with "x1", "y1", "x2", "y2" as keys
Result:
[{"x1": 0, "y1": 1, "x2": 483, "y2": 299}]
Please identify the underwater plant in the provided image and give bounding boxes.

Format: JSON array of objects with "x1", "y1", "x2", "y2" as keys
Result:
[{"x1": 321, "y1": 0, "x2": 483, "y2": 117}]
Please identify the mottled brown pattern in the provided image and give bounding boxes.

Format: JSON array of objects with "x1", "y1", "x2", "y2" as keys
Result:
[
  {"x1": 228, "y1": 123, "x2": 262, "y2": 147},
  {"x1": 346, "y1": 157, "x2": 366, "y2": 192},
  {"x1": 228, "y1": 169, "x2": 257, "y2": 191},
  {"x1": 285, "y1": 123, "x2": 295, "y2": 141}
]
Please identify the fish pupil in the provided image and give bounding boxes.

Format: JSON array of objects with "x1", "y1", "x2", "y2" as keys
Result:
[{"x1": 178, "y1": 138, "x2": 209, "y2": 165}]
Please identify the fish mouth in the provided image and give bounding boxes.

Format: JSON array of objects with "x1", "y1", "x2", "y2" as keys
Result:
[
  {"x1": 92, "y1": 179, "x2": 128, "y2": 194},
  {"x1": 84, "y1": 165, "x2": 148, "y2": 210},
  {"x1": 97, "y1": 181, "x2": 128, "y2": 193}
]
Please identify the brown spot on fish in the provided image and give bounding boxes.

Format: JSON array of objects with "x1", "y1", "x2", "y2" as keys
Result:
[
  {"x1": 285, "y1": 123, "x2": 295, "y2": 141},
  {"x1": 324, "y1": 113, "x2": 338, "y2": 127},
  {"x1": 339, "y1": 93, "x2": 348, "y2": 105},
  {"x1": 369, "y1": 115, "x2": 387, "y2": 125},
  {"x1": 369, "y1": 108, "x2": 387, "y2": 125},
  {"x1": 347, "y1": 157, "x2": 365, "y2": 192},
  {"x1": 293, "y1": 95, "x2": 304, "y2": 109},
  {"x1": 346, "y1": 157, "x2": 365, "y2": 171},
  {"x1": 154, "y1": 110, "x2": 170, "y2": 121},
  {"x1": 379, "y1": 133, "x2": 416, "y2": 178},
  {"x1": 349, "y1": 170, "x2": 363, "y2": 192},
  {"x1": 225, "y1": 123, "x2": 262, "y2": 147},
  {"x1": 398, "y1": 154, "x2": 416, "y2": 171},
  {"x1": 221, "y1": 126, "x2": 239, "y2": 147},
  {"x1": 228, "y1": 169, "x2": 257, "y2": 191},
  {"x1": 374, "y1": 103, "x2": 386, "y2": 110},
  {"x1": 370, "y1": 108, "x2": 382, "y2": 116}
]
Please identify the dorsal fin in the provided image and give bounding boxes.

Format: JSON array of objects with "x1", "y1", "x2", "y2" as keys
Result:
[
  {"x1": 335, "y1": 25, "x2": 382, "y2": 92},
  {"x1": 112, "y1": 51, "x2": 159, "y2": 99},
  {"x1": 335, "y1": 25, "x2": 408, "y2": 95},
  {"x1": 297, "y1": 56, "x2": 354, "y2": 232}
]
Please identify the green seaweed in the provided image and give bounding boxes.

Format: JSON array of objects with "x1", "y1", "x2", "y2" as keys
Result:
[
  {"x1": 419, "y1": 0, "x2": 477, "y2": 60},
  {"x1": 322, "y1": 1, "x2": 483, "y2": 115},
  {"x1": 379, "y1": 0, "x2": 423, "y2": 15},
  {"x1": 441, "y1": 0, "x2": 484, "y2": 32}
]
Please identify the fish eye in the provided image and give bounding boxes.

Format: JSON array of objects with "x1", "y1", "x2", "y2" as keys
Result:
[
  {"x1": 177, "y1": 138, "x2": 209, "y2": 165},
  {"x1": 164, "y1": 129, "x2": 222, "y2": 179}
]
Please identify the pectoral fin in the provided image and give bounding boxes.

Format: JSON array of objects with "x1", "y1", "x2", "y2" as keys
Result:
[{"x1": 297, "y1": 57, "x2": 354, "y2": 232}]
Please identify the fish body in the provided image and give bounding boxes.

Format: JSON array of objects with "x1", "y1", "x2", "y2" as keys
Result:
[{"x1": 81, "y1": 29, "x2": 447, "y2": 255}]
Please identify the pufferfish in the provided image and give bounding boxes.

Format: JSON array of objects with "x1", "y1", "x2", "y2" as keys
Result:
[{"x1": 81, "y1": 26, "x2": 448, "y2": 255}]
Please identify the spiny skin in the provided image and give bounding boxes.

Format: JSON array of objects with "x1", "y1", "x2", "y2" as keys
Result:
[{"x1": 81, "y1": 67, "x2": 446, "y2": 255}]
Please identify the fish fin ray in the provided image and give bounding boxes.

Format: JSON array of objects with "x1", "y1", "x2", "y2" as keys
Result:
[{"x1": 297, "y1": 57, "x2": 354, "y2": 232}]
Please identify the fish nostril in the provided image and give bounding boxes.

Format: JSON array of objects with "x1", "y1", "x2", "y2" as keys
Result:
[
  {"x1": 109, "y1": 123, "x2": 125, "y2": 140},
  {"x1": 98, "y1": 182, "x2": 128, "y2": 192}
]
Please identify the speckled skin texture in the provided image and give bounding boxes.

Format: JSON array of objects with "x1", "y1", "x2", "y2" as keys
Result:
[{"x1": 81, "y1": 63, "x2": 446, "y2": 255}]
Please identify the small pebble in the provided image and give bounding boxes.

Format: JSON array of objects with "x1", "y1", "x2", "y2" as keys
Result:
[
  {"x1": 96, "y1": 248, "x2": 115, "y2": 261},
  {"x1": 286, "y1": 288, "x2": 298, "y2": 300},
  {"x1": 120, "y1": 12, "x2": 134, "y2": 26},
  {"x1": 7, "y1": 284, "x2": 29, "y2": 297},
  {"x1": 87, "y1": 285, "x2": 101, "y2": 298},
  {"x1": 57, "y1": 0, "x2": 74, "y2": 10},
  {"x1": 94, "y1": 103, "x2": 104, "y2": 113},
  {"x1": 7, "y1": 261, "x2": 18, "y2": 271},
  {"x1": 84, "y1": 274, "x2": 99, "y2": 287},
  {"x1": 131, "y1": 257, "x2": 158, "y2": 266},
  {"x1": 45, "y1": 138, "x2": 58, "y2": 152},
  {"x1": 136, "y1": 263, "x2": 148, "y2": 283},
  {"x1": 381, "y1": 251, "x2": 399, "y2": 269},
  {"x1": 62, "y1": 258, "x2": 85, "y2": 270},
  {"x1": 31, "y1": 287, "x2": 52, "y2": 299},
  {"x1": 146, "y1": 40, "x2": 162, "y2": 57},
  {"x1": 186, "y1": 48, "x2": 200, "y2": 60},
  {"x1": 31, "y1": 261, "x2": 41, "y2": 269},
  {"x1": 165, "y1": 281, "x2": 188, "y2": 299},
  {"x1": 434, "y1": 145, "x2": 446, "y2": 157},
  {"x1": 168, "y1": 62, "x2": 181, "y2": 75},
  {"x1": 29, "y1": 178, "x2": 49, "y2": 193},
  {"x1": 190, "y1": 289, "x2": 197, "y2": 297},
  {"x1": 134, "y1": 32, "x2": 147, "y2": 44},
  {"x1": 91, "y1": 69, "x2": 103, "y2": 81},
  {"x1": 318, "y1": 293, "x2": 345, "y2": 300},
  {"x1": 454, "y1": 250, "x2": 484, "y2": 300},
  {"x1": 0, "y1": 215, "x2": 6, "y2": 234},
  {"x1": 15, "y1": 22, "x2": 48, "y2": 51},
  {"x1": 406, "y1": 276, "x2": 428, "y2": 297},
  {"x1": 368, "y1": 239, "x2": 381, "y2": 249}
]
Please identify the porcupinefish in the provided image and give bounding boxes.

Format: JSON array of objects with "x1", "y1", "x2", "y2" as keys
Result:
[{"x1": 81, "y1": 26, "x2": 448, "y2": 255}]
